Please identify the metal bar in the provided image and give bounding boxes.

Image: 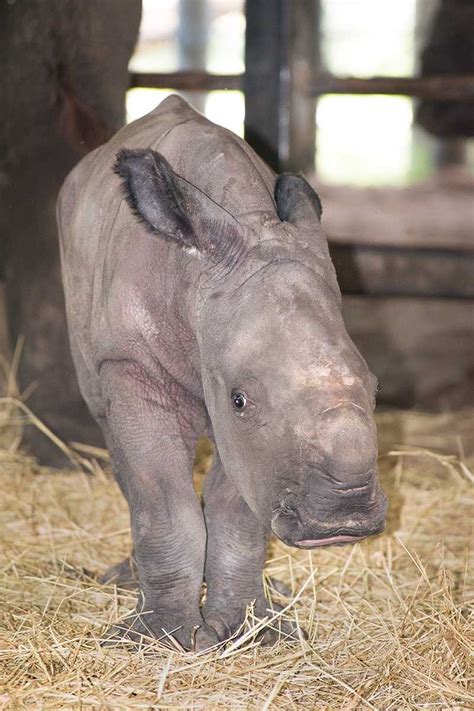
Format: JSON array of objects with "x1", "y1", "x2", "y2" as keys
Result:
[
  {"x1": 129, "y1": 71, "x2": 242, "y2": 92},
  {"x1": 309, "y1": 74, "x2": 474, "y2": 101},
  {"x1": 329, "y1": 242, "x2": 474, "y2": 299}
]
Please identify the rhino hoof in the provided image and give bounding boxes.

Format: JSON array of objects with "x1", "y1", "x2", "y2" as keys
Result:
[
  {"x1": 101, "y1": 612, "x2": 221, "y2": 652},
  {"x1": 203, "y1": 599, "x2": 307, "y2": 647}
]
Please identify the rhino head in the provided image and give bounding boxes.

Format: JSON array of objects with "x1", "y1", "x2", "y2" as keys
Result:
[{"x1": 116, "y1": 148, "x2": 387, "y2": 549}]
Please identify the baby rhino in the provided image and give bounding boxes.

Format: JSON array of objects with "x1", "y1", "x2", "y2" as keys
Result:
[{"x1": 58, "y1": 95, "x2": 387, "y2": 651}]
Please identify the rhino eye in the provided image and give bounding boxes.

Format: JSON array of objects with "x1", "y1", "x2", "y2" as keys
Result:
[{"x1": 231, "y1": 390, "x2": 247, "y2": 412}]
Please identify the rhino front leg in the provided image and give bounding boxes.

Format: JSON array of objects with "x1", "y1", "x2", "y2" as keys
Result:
[
  {"x1": 202, "y1": 453, "x2": 270, "y2": 640},
  {"x1": 99, "y1": 361, "x2": 219, "y2": 651}
]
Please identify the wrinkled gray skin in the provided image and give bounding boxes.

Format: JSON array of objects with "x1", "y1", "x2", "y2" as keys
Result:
[
  {"x1": 0, "y1": 0, "x2": 141, "y2": 466},
  {"x1": 58, "y1": 95, "x2": 387, "y2": 651}
]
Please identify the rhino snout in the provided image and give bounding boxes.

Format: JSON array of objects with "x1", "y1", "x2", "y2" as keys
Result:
[{"x1": 316, "y1": 404, "x2": 377, "y2": 479}]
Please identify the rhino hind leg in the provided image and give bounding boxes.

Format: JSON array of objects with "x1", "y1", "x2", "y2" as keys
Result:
[{"x1": 99, "y1": 555, "x2": 139, "y2": 590}]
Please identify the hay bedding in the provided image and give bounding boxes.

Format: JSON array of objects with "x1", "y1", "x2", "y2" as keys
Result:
[{"x1": 0, "y1": 382, "x2": 473, "y2": 708}]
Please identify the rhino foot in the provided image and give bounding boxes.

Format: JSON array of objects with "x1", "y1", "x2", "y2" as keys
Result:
[
  {"x1": 203, "y1": 597, "x2": 305, "y2": 646},
  {"x1": 102, "y1": 609, "x2": 221, "y2": 652},
  {"x1": 258, "y1": 609, "x2": 306, "y2": 646}
]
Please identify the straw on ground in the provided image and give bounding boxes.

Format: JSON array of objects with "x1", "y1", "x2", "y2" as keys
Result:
[{"x1": 0, "y1": 389, "x2": 473, "y2": 709}]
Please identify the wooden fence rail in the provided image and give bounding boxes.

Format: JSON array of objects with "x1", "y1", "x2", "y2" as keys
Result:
[
  {"x1": 130, "y1": 71, "x2": 474, "y2": 101},
  {"x1": 329, "y1": 243, "x2": 474, "y2": 300},
  {"x1": 129, "y1": 71, "x2": 241, "y2": 92},
  {"x1": 309, "y1": 75, "x2": 474, "y2": 101}
]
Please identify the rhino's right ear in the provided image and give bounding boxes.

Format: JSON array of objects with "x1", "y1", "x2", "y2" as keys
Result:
[
  {"x1": 114, "y1": 148, "x2": 196, "y2": 249},
  {"x1": 275, "y1": 173, "x2": 323, "y2": 225}
]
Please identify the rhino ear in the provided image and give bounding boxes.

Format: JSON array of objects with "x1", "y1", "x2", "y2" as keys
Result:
[
  {"x1": 114, "y1": 148, "x2": 196, "y2": 248},
  {"x1": 115, "y1": 148, "x2": 244, "y2": 262},
  {"x1": 275, "y1": 173, "x2": 323, "y2": 224}
]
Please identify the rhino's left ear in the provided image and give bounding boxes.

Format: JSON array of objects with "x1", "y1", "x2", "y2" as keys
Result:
[
  {"x1": 274, "y1": 173, "x2": 323, "y2": 224},
  {"x1": 114, "y1": 148, "x2": 243, "y2": 260}
]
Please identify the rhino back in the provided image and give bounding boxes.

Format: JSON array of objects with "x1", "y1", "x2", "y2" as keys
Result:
[
  {"x1": 63, "y1": 95, "x2": 277, "y2": 266},
  {"x1": 60, "y1": 95, "x2": 277, "y2": 386},
  {"x1": 83, "y1": 94, "x2": 277, "y2": 225}
]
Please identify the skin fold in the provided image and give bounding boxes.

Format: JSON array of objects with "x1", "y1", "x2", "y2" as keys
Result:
[{"x1": 58, "y1": 95, "x2": 387, "y2": 651}]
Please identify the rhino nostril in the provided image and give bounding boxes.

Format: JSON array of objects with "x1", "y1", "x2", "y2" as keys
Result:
[
  {"x1": 280, "y1": 503, "x2": 298, "y2": 516},
  {"x1": 273, "y1": 493, "x2": 300, "y2": 518},
  {"x1": 272, "y1": 499, "x2": 297, "y2": 516}
]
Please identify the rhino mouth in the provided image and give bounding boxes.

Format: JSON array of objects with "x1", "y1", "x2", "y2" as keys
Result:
[
  {"x1": 293, "y1": 533, "x2": 368, "y2": 548},
  {"x1": 271, "y1": 488, "x2": 387, "y2": 550},
  {"x1": 271, "y1": 512, "x2": 386, "y2": 549}
]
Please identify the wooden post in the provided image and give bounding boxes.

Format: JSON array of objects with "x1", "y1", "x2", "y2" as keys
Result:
[
  {"x1": 244, "y1": 0, "x2": 319, "y2": 173},
  {"x1": 286, "y1": 0, "x2": 320, "y2": 173}
]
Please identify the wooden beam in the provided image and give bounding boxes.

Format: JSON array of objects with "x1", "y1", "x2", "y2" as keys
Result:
[
  {"x1": 130, "y1": 72, "x2": 474, "y2": 102},
  {"x1": 310, "y1": 74, "x2": 474, "y2": 101},
  {"x1": 329, "y1": 242, "x2": 474, "y2": 299},
  {"x1": 129, "y1": 71, "x2": 241, "y2": 92}
]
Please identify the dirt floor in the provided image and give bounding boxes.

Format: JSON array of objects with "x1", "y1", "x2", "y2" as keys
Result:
[{"x1": 0, "y1": 385, "x2": 473, "y2": 709}]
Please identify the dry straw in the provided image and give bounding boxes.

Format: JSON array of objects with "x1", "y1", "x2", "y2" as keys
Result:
[{"x1": 0, "y1": 357, "x2": 472, "y2": 709}]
